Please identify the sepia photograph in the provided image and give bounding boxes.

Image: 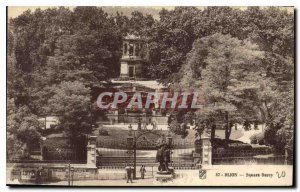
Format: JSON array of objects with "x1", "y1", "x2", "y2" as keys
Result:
[{"x1": 6, "y1": 5, "x2": 295, "y2": 187}]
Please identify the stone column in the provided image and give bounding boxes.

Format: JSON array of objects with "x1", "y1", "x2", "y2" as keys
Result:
[
  {"x1": 202, "y1": 136, "x2": 212, "y2": 165},
  {"x1": 193, "y1": 139, "x2": 202, "y2": 169},
  {"x1": 86, "y1": 136, "x2": 97, "y2": 167}
]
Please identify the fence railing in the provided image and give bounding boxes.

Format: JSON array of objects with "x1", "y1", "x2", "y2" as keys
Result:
[
  {"x1": 212, "y1": 155, "x2": 288, "y2": 165},
  {"x1": 212, "y1": 148, "x2": 272, "y2": 158},
  {"x1": 96, "y1": 140, "x2": 195, "y2": 150}
]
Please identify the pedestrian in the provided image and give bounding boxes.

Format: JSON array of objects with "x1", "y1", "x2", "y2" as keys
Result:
[
  {"x1": 125, "y1": 164, "x2": 133, "y2": 183},
  {"x1": 35, "y1": 168, "x2": 42, "y2": 184},
  {"x1": 33, "y1": 169, "x2": 41, "y2": 184},
  {"x1": 140, "y1": 165, "x2": 146, "y2": 179}
]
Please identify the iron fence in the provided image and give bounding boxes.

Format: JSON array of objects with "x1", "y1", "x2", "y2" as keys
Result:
[{"x1": 212, "y1": 155, "x2": 288, "y2": 165}]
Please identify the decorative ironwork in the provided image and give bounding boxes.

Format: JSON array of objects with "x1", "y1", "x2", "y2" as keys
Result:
[{"x1": 126, "y1": 124, "x2": 172, "y2": 179}]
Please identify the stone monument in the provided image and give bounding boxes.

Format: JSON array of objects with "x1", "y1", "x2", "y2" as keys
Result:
[{"x1": 155, "y1": 141, "x2": 174, "y2": 182}]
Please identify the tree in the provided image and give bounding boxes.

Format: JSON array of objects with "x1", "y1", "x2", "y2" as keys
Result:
[
  {"x1": 146, "y1": 7, "x2": 200, "y2": 84},
  {"x1": 10, "y1": 6, "x2": 123, "y2": 113},
  {"x1": 168, "y1": 110, "x2": 193, "y2": 138},
  {"x1": 128, "y1": 11, "x2": 155, "y2": 36},
  {"x1": 263, "y1": 88, "x2": 294, "y2": 154},
  {"x1": 114, "y1": 11, "x2": 130, "y2": 36},
  {"x1": 7, "y1": 99, "x2": 42, "y2": 160},
  {"x1": 45, "y1": 81, "x2": 92, "y2": 149},
  {"x1": 72, "y1": 7, "x2": 123, "y2": 78},
  {"x1": 146, "y1": 6, "x2": 293, "y2": 86},
  {"x1": 9, "y1": 7, "x2": 72, "y2": 108},
  {"x1": 183, "y1": 33, "x2": 264, "y2": 141},
  {"x1": 194, "y1": 7, "x2": 243, "y2": 39}
]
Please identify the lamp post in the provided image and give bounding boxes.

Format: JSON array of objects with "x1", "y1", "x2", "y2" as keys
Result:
[
  {"x1": 64, "y1": 143, "x2": 73, "y2": 186},
  {"x1": 127, "y1": 128, "x2": 136, "y2": 179},
  {"x1": 133, "y1": 131, "x2": 137, "y2": 179},
  {"x1": 67, "y1": 161, "x2": 71, "y2": 186},
  {"x1": 167, "y1": 135, "x2": 173, "y2": 166},
  {"x1": 70, "y1": 167, "x2": 75, "y2": 186},
  {"x1": 127, "y1": 123, "x2": 138, "y2": 179},
  {"x1": 137, "y1": 117, "x2": 142, "y2": 130}
]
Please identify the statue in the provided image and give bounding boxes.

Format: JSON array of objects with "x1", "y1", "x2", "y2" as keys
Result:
[
  {"x1": 155, "y1": 136, "x2": 174, "y2": 182},
  {"x1": 152, "y1": 120, "x2": 157, "y2": 130},
  {"x1": 156, "y1": 144, "x2": 171, "y2": 172}
]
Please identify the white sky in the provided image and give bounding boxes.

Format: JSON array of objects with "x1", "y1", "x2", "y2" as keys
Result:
[{"x1": 7, "y1": 6, "x2": 176, "y2": 19}]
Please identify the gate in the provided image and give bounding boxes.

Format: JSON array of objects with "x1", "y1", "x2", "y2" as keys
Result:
[{"x1": 96, "y1": 129, "x2": 197, "y2": 178}]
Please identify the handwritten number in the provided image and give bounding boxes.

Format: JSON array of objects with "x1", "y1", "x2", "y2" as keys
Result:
[{"x1": 276, "y1": 171, "x2": 286, "y2": 178}]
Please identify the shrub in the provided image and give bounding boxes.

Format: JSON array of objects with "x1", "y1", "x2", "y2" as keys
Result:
[
  {"x1": 212, "y1": 138, "x2": 244, "y2": 148},
  {"x1": 213, "y1": 142, "x2": 253, "y2": 158},
  {"x1": 256, "y1": 133, "x2": 265, "y2": 145},
  {"x1": 250, "y1": 133, "x2": 265, "y2": 145},
  {"x1": 228, "y1": 143, "x2": 252, "y2": 151},
  {"x1": 99, "y1": 129, "x2": 109, "y2": 136},
  {"x1": 250, "y1": 134, "x2": 258, "y2": 144}
]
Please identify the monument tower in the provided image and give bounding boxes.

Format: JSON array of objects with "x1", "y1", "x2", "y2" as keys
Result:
[{"x1": 120, "y1": 34, "x2": 144, "y2": 79}]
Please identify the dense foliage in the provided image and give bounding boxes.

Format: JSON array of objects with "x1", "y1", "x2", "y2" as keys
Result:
[{"x1": 158, "y1": 7, "x2": 294, "y2": 155}]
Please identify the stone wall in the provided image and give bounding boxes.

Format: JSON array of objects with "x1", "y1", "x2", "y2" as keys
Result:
[{"x1": 8, "y1": 163, "x2": 98, "y2": 182}]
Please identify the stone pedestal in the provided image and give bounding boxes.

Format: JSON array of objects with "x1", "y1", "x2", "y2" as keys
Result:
[
  {"x1": 155, "y1": 170, "x2": 174, "y2": 182},
  {"x1": 120, "y1": 62, "x2": 129, "y2": 77}
]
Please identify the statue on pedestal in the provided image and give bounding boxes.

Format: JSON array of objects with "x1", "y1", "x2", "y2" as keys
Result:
[
  {"x1": 156, "y1": 144, "x2": 171, "y2": 172},
  {"x1": 155, "y1": 142, "x2": 174, "y2": 182}
]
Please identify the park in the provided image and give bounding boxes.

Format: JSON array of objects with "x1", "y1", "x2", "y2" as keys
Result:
[{"x1": 6, "y1": 6, "x2": 294, "y2": 186}]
